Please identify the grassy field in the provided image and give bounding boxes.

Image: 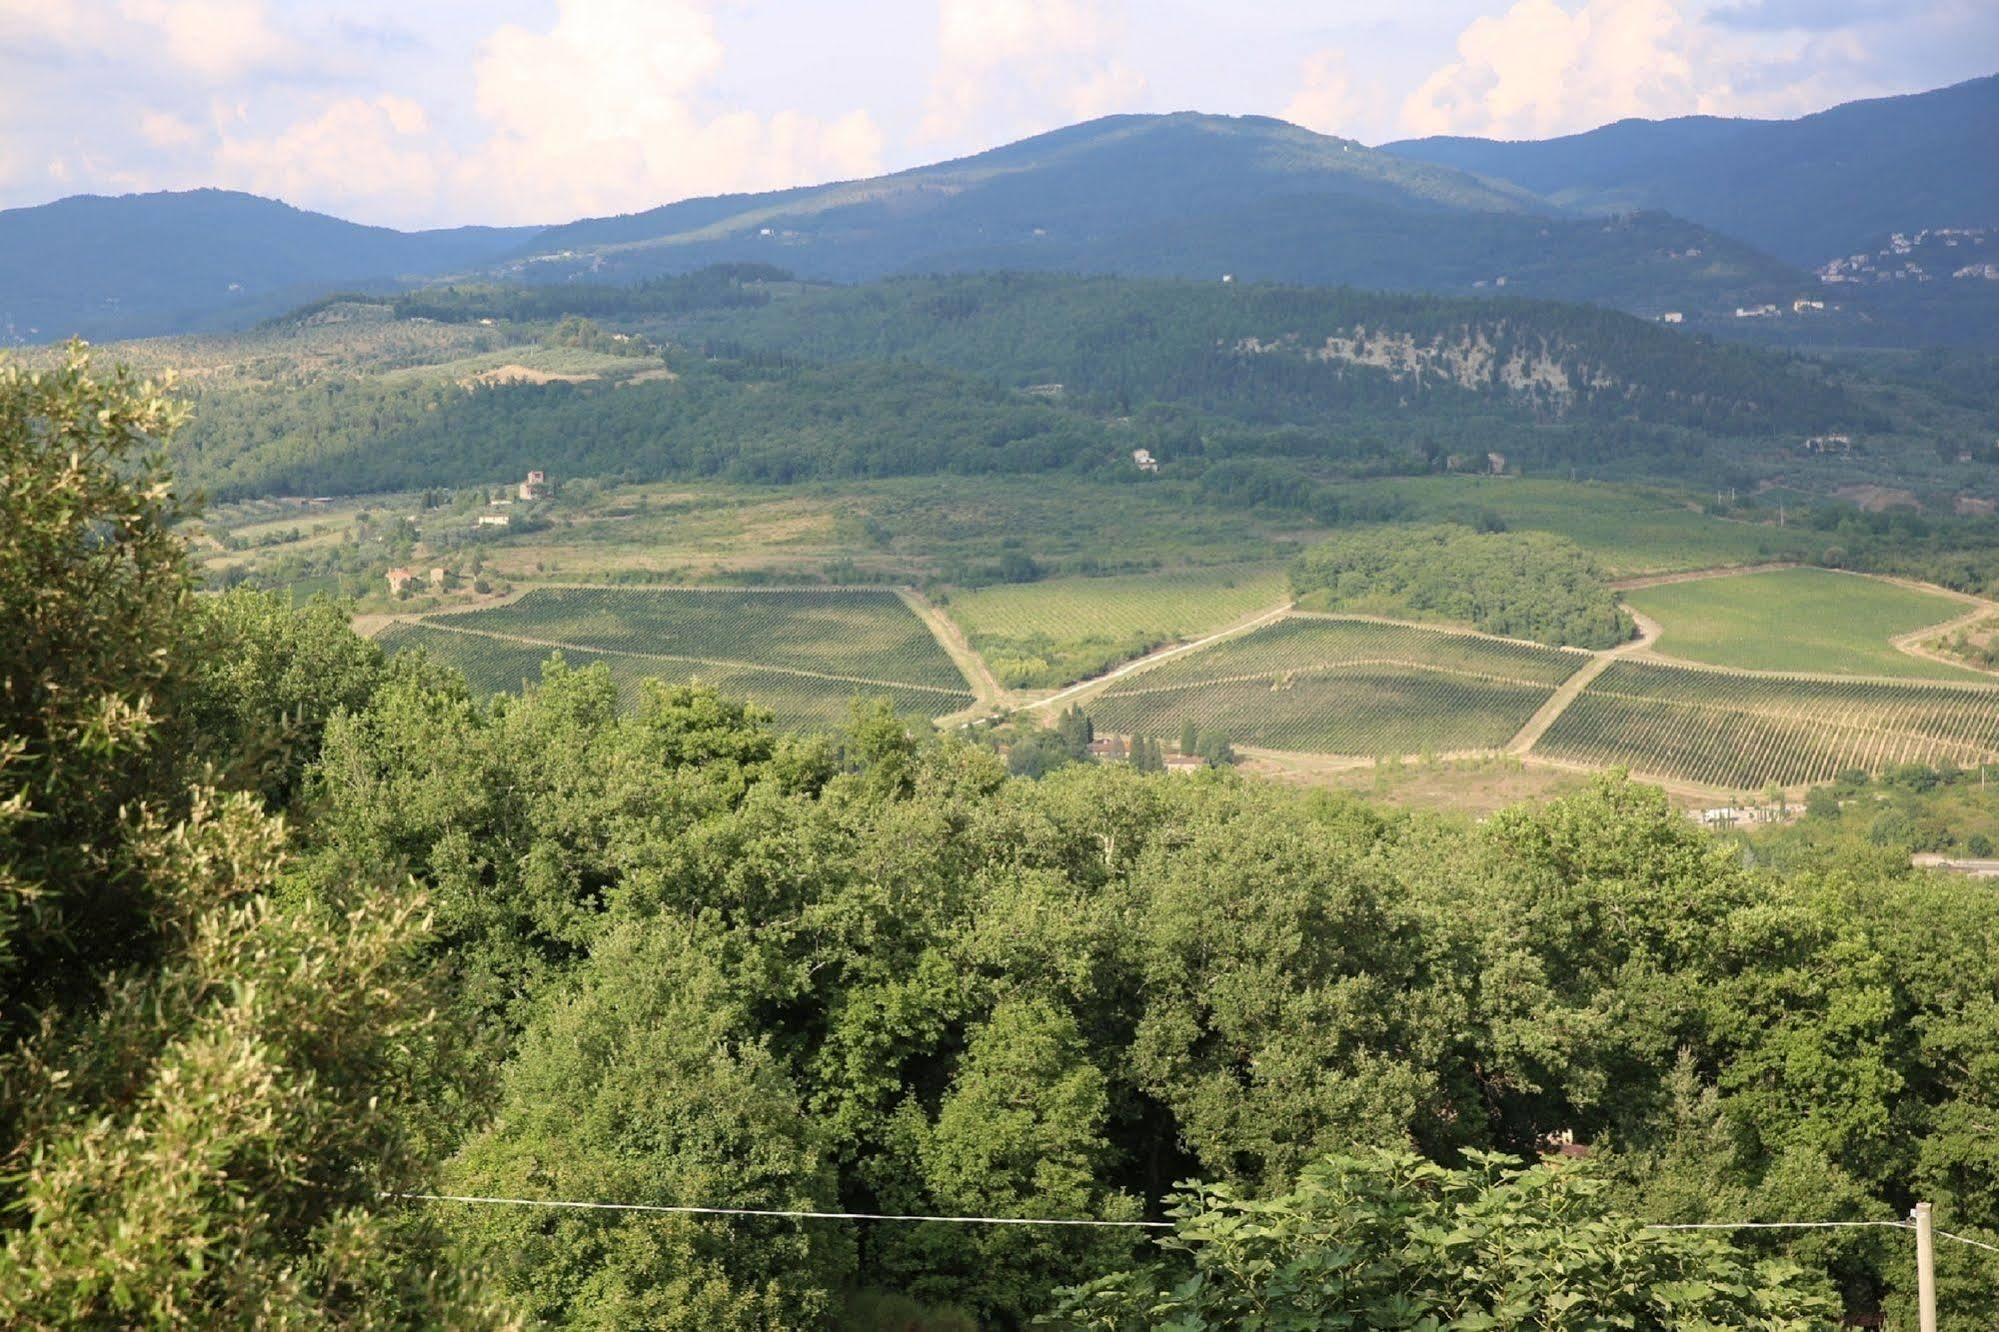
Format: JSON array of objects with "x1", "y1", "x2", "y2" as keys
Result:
[
  {"x1": 374, "y1": 622, "x2": 969, "y2": 729},
  {"x1": 1083, "y1": 616, "x2": 1586, "y2": 755},
  {"x1": 1338, "y1": 476, "x2": 1809, "y2": 576},
  {"x1": 1534, "y1": 659, "x2": 1999, "y2": 789},
  {"x1": 1624, "y1": 568, "x2": 1977, "y2": 679},
  {"x1": 941, "y1": 564, "x2": 1290, "y2": 688}
]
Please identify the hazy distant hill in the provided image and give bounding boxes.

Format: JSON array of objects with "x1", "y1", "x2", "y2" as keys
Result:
[
  {"x1": 511, "y1": 112, "x2": 1800, "y2": 316},
  {"x1": 0, "y1": 190, "x2": 537, "y2": 341},
  {"x1": 1384, "y1": 75, "x2": 1999, "y2": 266}
]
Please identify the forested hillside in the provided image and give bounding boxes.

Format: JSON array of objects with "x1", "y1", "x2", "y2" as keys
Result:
[
  {"x1": 680, "y1": 272, "x2": 1860, "y2": 435},
  {"x1": 159, "y1": 270, "x2": 1869, "y2": 503},
  {"x1": 8, "y1": 350, "x2": 1997, "y2": 1326}
]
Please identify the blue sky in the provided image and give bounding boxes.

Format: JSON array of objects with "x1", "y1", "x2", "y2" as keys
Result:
[{"x1": 1, "y1": 0, "x2": 1991, "y2": 228}]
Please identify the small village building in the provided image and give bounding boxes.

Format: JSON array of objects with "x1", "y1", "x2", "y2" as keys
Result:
[
  {"x1": 478, "y1": 513, "x2": 512, "y2": 528},
  {"x1": 1792, "y1": 298, "x2": 1826, "y2": 313},
  {"x1": 385, "y1": 567, "x2": 419, "y2": 595},
  {"x1": 1486, "y1": 452, "x2": 1507, "y2": 474},
  {"x1": 429, "y1": 566, "x2": 449, "y2": 590},
  {"x1": 518, "y1": 470, "x2": 550, "y2": 501},
  {"x1": 1132, "y1": 448, "x2": 1160, "y2": 474},
  {"x1": 1659, "y1": 311, "x2": 1683, "y2": 324},
  {"x1": 1164, "y1": 753, "x2": 1207, "y2": 774}
]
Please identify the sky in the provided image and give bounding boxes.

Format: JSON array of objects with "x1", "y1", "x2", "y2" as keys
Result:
[{"x1": 1, "y1": 0, "x2": 1991, "y2": 230}]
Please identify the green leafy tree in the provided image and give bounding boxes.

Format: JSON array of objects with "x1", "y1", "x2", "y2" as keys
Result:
[
  {"x1": 1050, "y1": 1149, "x2": 1837, "y2": 1329},
  {"x1": 874, "y1": 998, "x2": 1144, "y2": 1322},
  {"x1": 0, "y1": 348, "x2": 495, "y2": 1328},
  {"x1": 442, "y1": 921, "x2": 851, "y2": 1329}
]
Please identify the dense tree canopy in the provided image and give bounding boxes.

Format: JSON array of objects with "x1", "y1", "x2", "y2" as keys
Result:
[{"x1": 1290, "y1": 522, "x2": 1633, "y2": 647}]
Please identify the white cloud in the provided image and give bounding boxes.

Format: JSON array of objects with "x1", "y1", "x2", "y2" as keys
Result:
[
  {"x1": 1402, "y1": 0, "x2": 1702, "y2": 138},
  {"x1": 457, "y1": 0, "x2": 885, "y2": 223},
  {"x1": 922, "y1": 0, "x2": 1143, "y2": 141},
  {"x1": 120, "y1": 0, "x2": 290, "y2": 81},
  {"x1": 213, "y1": 94, "x2": 440, "y2": 221},
  {"x1": 1282, "y1": 49, "x2": 1363, "y2": 136},
  {"x1": 139, "y1": 109, "x2": 199, "y2": 148}
]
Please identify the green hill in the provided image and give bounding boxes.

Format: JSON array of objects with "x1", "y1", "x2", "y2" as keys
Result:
[
  {"x1": 0, "y1": 189, "x2": 538, "y2": 342},
  {"x1": 507, "y1": 113, "x2": 1802, "y2": 317}
]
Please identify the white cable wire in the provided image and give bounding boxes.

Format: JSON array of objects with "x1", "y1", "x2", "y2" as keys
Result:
[
  {"x1": 1644, "y1": 1220, "x2": 1910, "y2": 1232},
  {"x1": 388, "y1": 1192, "x2": 1172, "y2": 1228},
  {"x1": 391, "y1": 1195, "x2": 1998, "y2": 1249}
]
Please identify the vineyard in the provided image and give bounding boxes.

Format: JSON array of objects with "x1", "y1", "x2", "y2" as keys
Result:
[
  {"x1": 425, "y1": 587, "x2": 970, "y2": 690},
  {"x1": 1623, "y1": 568, "x2": 1976, "y2": 679},
  {"x1": 1534, "y1": 660, "x2": 1999, "y2": 788},
  {"x1": 1085, "y1": 615, "x2": 1589, "y2": 755},
  {"x1": 942, "y1": 563, "x2": 1290, "y2": 689},
  {"x1": 375, "y1": 587, "x2": 976, "y2": 729}
]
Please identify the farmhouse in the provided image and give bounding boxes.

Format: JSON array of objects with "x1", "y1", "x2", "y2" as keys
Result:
[
  {"x1": 1132, "y1": 448, "x2": 1160, "y2": 473},
  {"x1": 1658, "y1": 311, "x2": 1683, "y2": 324},
  {"x1": 385, "y1": 566, "x2": 419, "y2": 595},
  {"x1": 1163, "y1": 752, "x2": 1207, "y2": 774},
  {"x1": 478, "y1": 513, "x2": 512, "y2": 529},
  {"x1": 518, "y1": 469, "x2": 550, "y2": 501}
]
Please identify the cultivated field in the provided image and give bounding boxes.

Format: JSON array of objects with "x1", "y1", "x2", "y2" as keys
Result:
[
  {"x1": 942, "y1": 563, "x2": 1290, "y2": 688},
  {"x1": 1085, "y1": 616, "x2": 1588, "y2": 755},
  {"x1": 428, "y1": 587, "x2": 970, "y2": 689},
  {"x1": 1624, "y1": 567, "x2": 1976, "y2": 679},
  {"x1": 376, "y1": 587, "x2": 976, "y2": 727},
  {"x1": 1337, "y1": 476, "x2": 1811, "y2": 576},
  {"x1": 1534, "y1": 659, "x2": 1999, "y2": 789}
]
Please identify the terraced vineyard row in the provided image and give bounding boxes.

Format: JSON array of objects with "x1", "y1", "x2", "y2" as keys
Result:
[
  {"x1": 1536, "y1": 660, "x2": 1999, "y2": 788},
  {"x1": 1089, "y1": 665, "x2": 1559, "y2": 755},
  {"x1": 429, "y1": 586, "x2": 968, "y2": 691},
  {"x1": 375, "y1": 623, "x2": 973, "y2": 729},
  {"x1": 1118, "y1": 615, "x2": 1590, "y2": 691}
]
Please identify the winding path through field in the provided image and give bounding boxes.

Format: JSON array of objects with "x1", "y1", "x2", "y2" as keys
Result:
[
  {"x1": 1505, "y1": 609, "x2": 1661, "y2": 754},
  {"x1": 1017, "y1": 600, "x2": 1296, "y2": 716},
  {"x1": 899, "y1": 588, "x2": 1010, "y2": 718}
]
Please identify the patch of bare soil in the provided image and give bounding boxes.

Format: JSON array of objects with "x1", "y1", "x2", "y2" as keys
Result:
[{"x1": 460, "y1": 364, "x2": 602, "y2": 388}]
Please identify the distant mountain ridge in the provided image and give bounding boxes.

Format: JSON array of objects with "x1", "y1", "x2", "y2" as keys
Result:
[
  {"x1": 1383, "y1": 74, "x2": 1999, "y2": 265},
  {"x1": 0, "y1": 190, "x2": 539, "y2": 341},
  {"x1": 503, "y1": 112, "x2": 1798, "y2": 317},
  {"x1": 3, "y1": 78, "x2": 1990, "y2": 343}
]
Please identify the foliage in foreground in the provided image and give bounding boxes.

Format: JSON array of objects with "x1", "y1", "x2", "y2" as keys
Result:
[
  {"x1": 0, "y1": 348, "x2": 499, "y2": 1328},
  {"x1": 1051, "y1": 1149, "x2": 1834, "y2": 1330}
]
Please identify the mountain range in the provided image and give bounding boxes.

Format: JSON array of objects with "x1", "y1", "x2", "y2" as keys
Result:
[
  {"x1": 1, "y1": 74, "x2": 1991, "y2": 345},
  {"x1": 1386, "y1": 74, "x2": 1999, "y2": 267}
]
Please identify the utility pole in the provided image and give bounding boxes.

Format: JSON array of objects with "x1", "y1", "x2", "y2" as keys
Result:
[{"x1": 1914, "y1": 1201, "x2": 1937, "y2": 1332}]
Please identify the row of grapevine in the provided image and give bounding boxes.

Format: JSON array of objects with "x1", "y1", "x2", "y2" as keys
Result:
[
  {"x1": 423, "y1": 586, "x2": 969, "y2": 691},
  {"x1": 1536, "y1": 660, "x2": 1999, "y2": 787},
  {"x1": 1123, "y1": 615, "x2": 1590, "y2": 692},
  {"x1": 1089, "y1": 664, "x2": 1557, "y2": 755},
  {"x1": 374, "y1": 622, "x2": 974, "y2": 729}
]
